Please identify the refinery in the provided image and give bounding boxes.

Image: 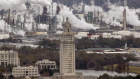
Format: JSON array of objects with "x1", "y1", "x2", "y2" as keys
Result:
[
  {"x1": 1, "y1": 0, "x2": 140, "y2": 79},
  {"x1": 0, "y1": 0, "x2": 140, "y2": 42}
]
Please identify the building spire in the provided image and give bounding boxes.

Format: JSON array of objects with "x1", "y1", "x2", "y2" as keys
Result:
[{"x1": 62, "y1": 17, "x2": 71, "y2": 32}]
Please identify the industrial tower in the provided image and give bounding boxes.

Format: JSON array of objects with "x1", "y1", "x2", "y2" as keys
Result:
[{"x1": 123, "y1": 0, "x2": 127, "y2": 30}]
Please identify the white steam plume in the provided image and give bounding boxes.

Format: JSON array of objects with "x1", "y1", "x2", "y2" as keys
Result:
[
  {"x1": 57, "y1": 4, "x2": 99, "y2": 30},
  {"x1": 0, "y1": 0, "x2": 26, "y2": 10},
  {"x1": 84, "y1": 2, "x2": 140, "y2": 27},
  {"x1": 0, "y1": 0, "x2": 52, "y2": 10}
]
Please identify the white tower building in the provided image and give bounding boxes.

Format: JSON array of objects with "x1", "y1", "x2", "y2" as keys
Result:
[
  {"x1": 60, "y1": 18, "x2": 75, "y2": 75},
  {"x1": 52, "y1": 18, "x2": 83, "y2": 79}
]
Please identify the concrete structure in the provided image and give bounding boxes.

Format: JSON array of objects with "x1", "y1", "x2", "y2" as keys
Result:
[
  {"x1": 90, "y1": 35, "x2": 100, "y2": 40},
  {"x1": 82, "y1": 48, "x2": 129, "y2": 54},
  {"x1": 75, "y1": 32, "x2": 88, "y2": 39},
  {"x1": 48, "y1": 16, "x2": 57, "y2": 38},
  {"x1": 60, "y1": 18, "x2": 76, "y2": 75},
  {"x1": 85, "y1": 12, "x2": 94, "y2": 24},
  {"x1": 123, "y1": 0, "x2": 127, "y2": 30},
  {"x1": 35, "y1": 59, "x2": 57, "y2": 70},
  {"x1": 102, "y1": 33, "x2": 122, "y2": 39},
  {"x1": 0, "y1": 50, "x2": 20, "y2": 67},
  {"x1": 12, "y1": 66, "x2": 40, "y2": 78},
  {"x1": 52, "y1": 18, "x2": 83, "y2": 79},
  {"x1": 0, "y1": 33, "x2": 9, "y2": 40},
  {"x1": 123, "y1": 8, "x2": 126, "y2": 30},
  {"x1": 129, "y1": 61, "x2": 140, "y2": 67}
]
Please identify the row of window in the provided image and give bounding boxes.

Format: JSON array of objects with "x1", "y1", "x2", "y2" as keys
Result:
[
  {"x1": 14, "y1": 69, "x2": 38, "y2": 71},
  {"x1": 0, "y1": 54, "x2": 17, "y2": 59},
  {"x1": 14, "y1": 74, "x2": 39, "y2": 76}
]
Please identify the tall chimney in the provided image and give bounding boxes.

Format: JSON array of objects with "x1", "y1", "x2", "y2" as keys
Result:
[
  {"x1": 123, "y1": 9, "x2": 126, "y2": 30},
  {"x1": 8, "y1": 9, "x2": 11, "y2": 25},
  {"x1": 123, "y1": 0, "x2": 127, "y2": 30},
  {"x1": 1, "y1": 9, "x2": 4, "y2": 19},
  {"x1": 4, "y1": 20, "x2": 6, "y2": 32}
]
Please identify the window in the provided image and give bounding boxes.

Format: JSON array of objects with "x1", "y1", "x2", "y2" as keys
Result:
[
  {"x1": 11, "y1": 54, "x2": 14, "y2": 58},
  {"x1": 1, "y1": 54, "x2": 4, "y2": 59}
]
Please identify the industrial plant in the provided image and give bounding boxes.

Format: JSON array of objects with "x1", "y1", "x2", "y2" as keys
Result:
[{"x1": 0, "y1": 0, "x2": 140, "y2": 79}]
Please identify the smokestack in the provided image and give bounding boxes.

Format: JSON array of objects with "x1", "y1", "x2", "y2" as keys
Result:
[
  {"x1": 21, "y1": 22, "x2": 23, "y2": 30},
  {"x1": 56, "y1": 5, "x2": 61, "y2": 15},
  {"x1": 123, "y1": 0, "x2": 127, "y2": 30},
  {"x1": 81, "y1": 0, "x2": 85, "y2": 13},
  {"x1": 23, "y1": 23, "x2": 25, "y2": 30},
  {"x1": 123, "y1": 9, "x2": 126, "y2": 30},
  {"x1": 36, "y1": 23, "x2": 38, "y2": 30},
  {"x1": 32, "y1": 22, "x2": 34, "y2": 31},
  {"x1": 52, "y1": 3, "x2": 54, "y2": 16},
  {"x1": 8, "y1": 9, "x2": 10, "y2": 25},
  {"x1": 1, "y1": 9, "x2": 4, "y2": 20},
  {"x1": 43, "y1": 6, "x2": 47, "y2": 15},
  {"x1": 125, "y1": 43, "x2": 128, "y2": 50},
  {"x1": 4, "y1": 20, "x2": 6, "y2": 32}
]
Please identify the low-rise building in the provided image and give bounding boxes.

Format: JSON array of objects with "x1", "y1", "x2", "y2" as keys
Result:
[
  {"x1": 82, "y1": 48, "x2": 130, "y2": 54},
  {"x1": 102, "y1": 33, "x2": 122, "y2": 39},
  {"x1": 129, "y1": 61, "x2": 140, "y2": 67},
  {"x1": 0, "y1": 33, "x2": 9, "y2": 40},
  {"x1": 0, "y1": 50, "x2": 20, "y2": 67},
  {"x1": 35, "y1": 59, "x2": 57, "y2": 70},
  {"x1": 12, "y1": 66, "x2": 40, "y2": 78},
  {"x1": 90, "y1": 35, "x2": 100, "y2": 40},
  {"x1": 75, "y1": 32, "x2": 88, "y2": 39}
]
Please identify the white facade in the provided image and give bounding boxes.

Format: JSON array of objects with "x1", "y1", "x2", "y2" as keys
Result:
[
  {"x1": 0, "y1": 33, "x2": 9, "y2": 40},
  {"x1": 103, "y1": 33, "x2": 111, "y2": 38},
  {"x1": 0, "y1": 50, "x2": 20, "y2": 67},
  {"x1": 60, "y1": 18, "x2": 76, "y2": 75},
  {"x1": 12, "y1": 66, "x2": 40, "y2": 78},
  {"x1": 113, "y1": 30, "x2": 140, "y2": 38},
  {"x1": 103, "y1": 33, "x2": 122, "y2": 39},
  {"x1": 35, "y1": 59, "x2": 57, "y2": 70},
  {"x1": 75, "y1": 32, "x2": 88, "y2": 39},
  {"x1": 90, "y1": 35, "x2": 100, "y2": 40},
  {"x1": 86, "y1": 50, "x2": 129, "y2": 54}
]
